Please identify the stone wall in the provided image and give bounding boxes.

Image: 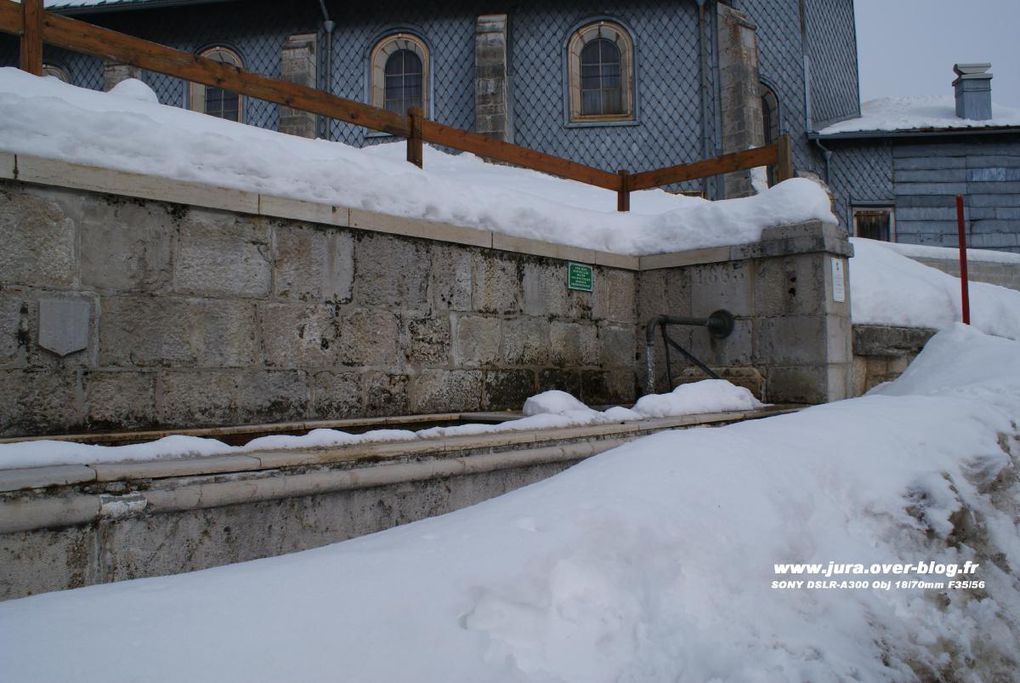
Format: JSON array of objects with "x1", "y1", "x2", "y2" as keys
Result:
[
  {"x1": 0, "y1": 155, "x2": 857, "y2": 436},
  {"x1": 0, "y1": 180, "x2": 637, "y2": 437},
  {"x1": 906, "y1": 255, "x2": 1020, "y2": 292},
  {"x1": 638, "y1": 222, "x2": 854, "y2": 404},
  {"x1": 851, "y1": 324, "x2": 936, "y2": 395}
]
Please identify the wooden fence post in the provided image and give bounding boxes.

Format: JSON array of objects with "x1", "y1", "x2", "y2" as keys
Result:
[
  {"x1": 617, "y1": 170, "x2": 630, "y2": 212},
  {"x1": 19, "y1": 0, "x2": 42, "y2": 76},
  {"x1": 775, "y1": 133, "x2": 793, "y2": 182},
  {"x1": 406, "y1": 106, "x2": 423, "y2": 168}
]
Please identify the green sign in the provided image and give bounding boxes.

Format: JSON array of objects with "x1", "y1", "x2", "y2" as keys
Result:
[{"x1": 567, "y1": 262, "x2": 594, "y2": 292}]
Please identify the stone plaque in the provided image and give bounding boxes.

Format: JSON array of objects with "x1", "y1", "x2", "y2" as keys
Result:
[{"x1": 39, "y1": 298, "x2": 91, "y2": 357}]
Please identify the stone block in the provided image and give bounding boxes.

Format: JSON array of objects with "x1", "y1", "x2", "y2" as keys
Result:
[
  {"x1": 754, "y1": 316, "x2": 829, "y2": 366},
  {"x1": 522, "y1": 262, "x2": 590, "y2": 319},
  {"x1": 353, "y1": 234, "x2": 430, "y2": 309},
  {"x1": 0, "y1": 369, "x2": 83, "y2": 436},
  {"x1": 599, "y1": 324, "x2": 636, "y2": 369},
  {"x1": 498, "y1": 316, "x2": 549, "y2": 366},
  {"x1": 482, "y1": 369, "x2": 536, "y2": 410},
  {"x1": 852, "y1": 325, "x2": 936, "y2": 358},
  {"x1": 0, "y1": 292, "x2": 26, "y2": 367},
  {"x1": 174, "y1": 210, "x2": 271, "y2": 298},
  {"x1": 765, "y1": 365, "x2": 828, "y2": 404},
  {"x1": 236, "y1": 370, "x2": 310, "y2": 424},
  {"x1": 80, "y1": 197, "x2": 174, "y2": 292},
  {"x1": 85, "y1": 370, "x2": 157, "y2": 430},
  {"x1": 337, "y1": 309, "x2": 400, "y2": 368},
  {"x1": 430, "y1": 245, "x2": 473, "y2": 311},
  {"x1": 273, "y1": 223, "x2": 353, "y2": 303},
  {"x1": 688, "y1": 260, "x2": 754, "y2": 318},
  {"x1": 593, "y1": 269, "x2": 636, "y2": 323},
  {"x1": 549, "y1": 322, "x2": 598, "y2": 367},
  {"x1": 687, "y1": 317, "x2": 753, "y2": 366},
  {"x1": 580, "y1": 370, "x2": 611, "y2": 405},
  {"x1": 309, "y1": 371, "x2": 362, "y2": 419},
  {"x1": 472, "y1": 254, "x2": 521, "y2": 314},
  {"x1": 158, "y1": 370, "x2": 239, "y2": 427},
  {"x1": 258, "y1": 302, "x2": 340, "y2": 369},
  {"x1": 364, "y1": 373, "x2": 410, "y2": 417},
  {"x1": 604, "y1": 368, "x2": 637, "y2": 404},
  {"x1": 410, "y1": 369, "x2": 482, "y2": 414},
  {"x1": 100, "y1": 297, "x2": 258, "y2": 368},
  {"x1": 537, "y1": 368, "x2": 582, "y2": 398},
  {"x1": 405, "y1": 316, "x2": 452, "y2": 366},
  {"x1": 637, "y1": 268, "x2": 690, "y2": 321},
  {"x1": 754, "y1": 253, "x2": 827, "y2": 317},
  {"x1": 453, "y1": 315, "x2": 501, "y2": 367},
  {"x1": 0, "y1": 187, "x2": 77, "y2": 288}
]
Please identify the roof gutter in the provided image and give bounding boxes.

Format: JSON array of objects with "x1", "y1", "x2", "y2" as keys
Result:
[{"x1": 49, "y1": 0, "x2": 237, "y2": 16}]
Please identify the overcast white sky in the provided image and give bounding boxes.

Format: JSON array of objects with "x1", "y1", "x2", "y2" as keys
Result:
[{"x1": 855, "y1": 0, "x2": 1020, "y2": 110}]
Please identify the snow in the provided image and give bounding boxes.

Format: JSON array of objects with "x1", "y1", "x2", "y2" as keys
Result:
[
  {"x1": 0, "y1": 68, "x2": 836, "y2": 256},
  {"x1": 848, "y1": 238, "x2": 1020, "y2": 340},
  {"x1": 1, "y1": 324, "x2": 1019, "y2": 681},
  {"x1": 881, "y1": 239, "x2": 1020, "y2": 265},
  {"x1": 818, "y1": 96, "x2": 1020, "y2": 135},
  {"x1": 0, "y1": 381, "x2": 763, "y2": 470},
  {"x1": 106, "y1": 77, "x2": 160, "y2": 104}
]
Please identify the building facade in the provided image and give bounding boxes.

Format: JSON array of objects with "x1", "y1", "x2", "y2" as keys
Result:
[{"x1": 1, "y1": 0, "x2": 861, "y2": 199}]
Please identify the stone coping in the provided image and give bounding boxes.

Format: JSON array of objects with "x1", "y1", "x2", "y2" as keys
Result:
[
  {"x1": 0, "y1": 406, "x2": 799, "y2": 492},
  {"x1": 3, "y1": 151, "x2": 845, "y2": 273}
]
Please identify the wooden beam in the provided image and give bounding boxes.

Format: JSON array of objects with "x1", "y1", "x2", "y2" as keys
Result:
[
  {"x1": 0, "y1": 0, "x2": 22, "y2": 36},
  {"x1": 406, "y1": 106, "x2": 423, "y2": 168},
  {"x1": 420, "y1": 119, "x2": 620, "y2": 191},
  {"x1": 629, "y1": 144, "x2": 779, "y2": 192},
  {"x1": 616, "y1": 170, "x2": 630, "y2": 212},
  {"x1": 37, "y1": 8, "x2": 411, "y2": 136},
  {"x1": 775, "y1": 134, "x2": 794, "y2": 182},
  {"x1": 19, "y1": 0, "x2": 42, "y2": 76}
]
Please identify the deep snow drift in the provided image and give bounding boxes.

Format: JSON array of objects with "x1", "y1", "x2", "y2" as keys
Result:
[
  {"x1": 0, "y1": 69, "x2": 835, "y2": 254},
  {"x1": 1, "y1": 324, "x2": 1018, "y2": 682}
]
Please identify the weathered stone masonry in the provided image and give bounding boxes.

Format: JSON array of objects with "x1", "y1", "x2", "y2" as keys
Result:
[
  {"x1": 0, "y1": 153, "x2": 858, "y2": 437},
  {"x1": 0, "y1": 179, "x2": 637, "y2": 437}
]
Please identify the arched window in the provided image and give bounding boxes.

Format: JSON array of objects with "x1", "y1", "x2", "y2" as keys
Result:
[
  {"x1": 760, "y1": 82, "x2": 781, "y2": 184},
  {"x1": 189, "y1": 46, "x2": 243, "y2": 122},
  {"x1": 567, "y1": 21, "x2": 634, "y2": 122},
  {"x1": 370, "y1": 33, "x2": 429, "y2": 116}
]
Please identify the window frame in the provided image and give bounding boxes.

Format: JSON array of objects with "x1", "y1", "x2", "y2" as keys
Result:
[
  {"x1": 188, "y1": 45, "x2": 244, "y2": 123},
  {"x1": 42, "y1": 63, "x2": 70, "y2": 82},
  {"x1": 565, "y1": 20, "x2": 636, "y2": 126},
  {"x1": 369, "y1": 32, "x2": 430, "y2": 119},
  {"x1": 852, "y1": 205, "x2": 897, "y2": 242}
]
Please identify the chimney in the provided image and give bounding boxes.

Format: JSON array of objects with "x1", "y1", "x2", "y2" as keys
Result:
[{"x1": 953, "y1": 63, "x2": 993, "y2": 120}]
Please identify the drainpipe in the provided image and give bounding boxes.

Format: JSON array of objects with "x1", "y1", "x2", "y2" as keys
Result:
[{"x1": 317, "y1": 0, "x2": 335, "y2": 138}]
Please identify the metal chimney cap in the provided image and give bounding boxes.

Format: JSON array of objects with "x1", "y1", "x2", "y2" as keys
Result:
[{"x1": 954, "y1": 63, "x2": 992, "y2": 77}]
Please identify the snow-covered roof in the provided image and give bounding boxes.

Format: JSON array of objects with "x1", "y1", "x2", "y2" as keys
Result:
[{"x1": 816, "y1": 96, "x2": 1020, "y2": 138}]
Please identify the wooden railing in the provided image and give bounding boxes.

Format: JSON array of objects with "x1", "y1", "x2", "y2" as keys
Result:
[{"x1": 0, "y1": 0, "x2": 793, "y2": 212}]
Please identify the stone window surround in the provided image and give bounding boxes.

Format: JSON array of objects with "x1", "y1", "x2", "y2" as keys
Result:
[
  {"x1": 188, "y1": 45, "x2": 245, "y2": 123},
  {"x1": 42, "y1": 63, "x2": 71, "y2": 82},
  {"x1": 565, "y1": 20, "x2": 636, "y2": 126},
  {"x1": 369, "y1": 32, "x2": 430, "y2": 118}
]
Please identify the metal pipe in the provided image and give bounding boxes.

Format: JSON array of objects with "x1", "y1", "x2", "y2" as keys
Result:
[
  {"x1": 812, "y1": 136, "x2": 832, "y2": 183},
  {"x1": 956, "y1": 195, "x2": 971, "y2": 324},
  {"x1": 643, "y1": 311, "x2": 734, "y2": 393}
]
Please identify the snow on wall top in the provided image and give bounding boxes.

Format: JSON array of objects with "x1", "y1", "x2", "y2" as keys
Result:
[
  {"x1": 818, "y1": 96, "x2": 1020, "y2": 136},
  {"x1": 0, "y1": 68, "x2": 836, "y2": 256}
]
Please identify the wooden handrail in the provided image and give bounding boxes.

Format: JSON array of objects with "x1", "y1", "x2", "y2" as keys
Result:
[
  {"x1": 0, "y1": 0, "x2": 21, "y2": 35},
  {"x1": 0, "y1": 0, "x2": 797, "y2": 212},
  {"x1": 420, "y1": 119, "x2": 621, "y2": 191},
  {"x1": 629, "y1": 143, "x2": 780, "y2": 191}
]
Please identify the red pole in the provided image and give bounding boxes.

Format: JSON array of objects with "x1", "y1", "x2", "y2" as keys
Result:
[{"x1": 955, "y1": 195, "x2": 971, "y2": 325}]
